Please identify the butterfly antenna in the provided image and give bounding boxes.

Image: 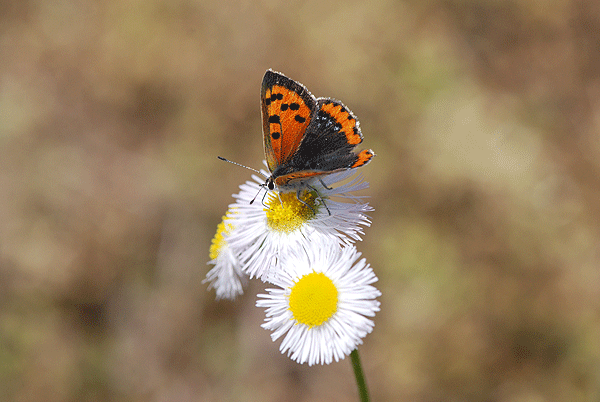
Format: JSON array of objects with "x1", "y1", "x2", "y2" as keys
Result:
[
  {"x1": 217, "y1": 156, "x2": 264, "y2": 175},
  {"x1": 218, "y1": 156, "x2": 270, "y2": 205}
]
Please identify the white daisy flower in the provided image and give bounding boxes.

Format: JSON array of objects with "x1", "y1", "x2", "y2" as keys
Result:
[
  {"x1": 226, "y1": 168, "x2": 373, "y2": 281},
  {"x1": 204, "y1": 213, "x2": 247, "y2": 300},
  {"x1": 256, "y1": 245, "x2": 381, "y2": 366}
]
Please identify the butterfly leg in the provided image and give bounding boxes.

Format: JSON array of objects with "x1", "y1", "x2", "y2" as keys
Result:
[
  {"x1": 319, "y1": 178, "x2": 333, "y2": 190},
  {"x1": 262, "y1": 190, "x2": 287, "y2": 210},
  {"x1": 251, "y1": 184, "x2": 272, "y2": 210},
  {"x1": 260, "y1": 189, "x2": 270, "y2": 209},
  {"x1": 304, "y1": 185, "x2": 331, "y2": 216},
  {"x1": 251, "y1": 183, "x2": 268, "y2": 206},
  {"x1": 295, "y1": 187, "x2": 317, "y2": 214}
]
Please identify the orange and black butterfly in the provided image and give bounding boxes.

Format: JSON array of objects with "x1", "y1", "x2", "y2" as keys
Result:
[{"x1": 260, "y1": 69, "x2": 374, "y2": 193}]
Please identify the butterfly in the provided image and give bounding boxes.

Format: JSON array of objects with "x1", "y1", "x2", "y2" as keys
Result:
[
  {"x1": 219, "y1": 70, "x2": 374, "y2": 208},
  {"x1": 260, "y1": 69, "x2": 374, "y2": 194}
]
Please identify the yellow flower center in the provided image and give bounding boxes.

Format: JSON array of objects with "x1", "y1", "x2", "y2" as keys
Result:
[
  {"x1": 209, "y1": 216, "x2": 234, "y2": 260},
  {"x1": 288, "y1": 272, "x2": 338, "y2": 328},
  {"x1": 265, "y1": 191, "x2": 318, "y2": 234}
]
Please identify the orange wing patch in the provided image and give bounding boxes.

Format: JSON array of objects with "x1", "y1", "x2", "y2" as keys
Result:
[
  {"x1": 320, "y1": 101, "x2": 363, "y2": 146},
  {"x1": 274, "y1": 170, "x2": 324, "y2": 187},
  {"x1": 264, "y1": 85, "x2": 312, "y2": 167},
  {"x1": 352, "y1": 149, "x2": 375, "y2": 168}
]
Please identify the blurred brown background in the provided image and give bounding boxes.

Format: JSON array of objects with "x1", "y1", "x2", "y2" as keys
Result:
[{"x1": 2, "y1": 0, "x2": 600, "y2": 401}]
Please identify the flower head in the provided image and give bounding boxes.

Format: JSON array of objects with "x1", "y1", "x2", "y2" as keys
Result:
[
  {"x1": 226, "y1": 168, "x2": 373, "y2": 280},
  {"x1": 204, "y1": 213, "x2": 247, "y2": 300},
  {"x1": 257, "y1": 245, "x2": 381, "y2": 365}
]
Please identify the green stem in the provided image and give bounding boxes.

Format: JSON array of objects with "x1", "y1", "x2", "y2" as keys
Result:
[{"x1": 350, "y1": 348, "x2": 370, "y2": 402}]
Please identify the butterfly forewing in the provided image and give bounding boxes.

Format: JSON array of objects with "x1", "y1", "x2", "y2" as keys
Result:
[
  {"x1": 261, "y1": 70, "x2": 317, "y2": 173},
  {"x1": 317, "y1": 99, "x2": 363, "y2": 146}
]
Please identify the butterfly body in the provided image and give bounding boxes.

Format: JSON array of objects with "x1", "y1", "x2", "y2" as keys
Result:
[{"x1": 261, "y1": 70, "x2": 374, "y2": 192}]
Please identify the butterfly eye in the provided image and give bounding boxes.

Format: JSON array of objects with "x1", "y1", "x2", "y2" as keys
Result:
[{"x1": 268, "y1": 180, "x2": 275, "y2": 190}]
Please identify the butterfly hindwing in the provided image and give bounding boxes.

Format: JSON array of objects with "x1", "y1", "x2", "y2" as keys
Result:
[
  {"x1": 288, "y1": 98, "x2": 374, "y2": 173},
  {"x1": 261, "y1": 70, "x2": 317, "y2": 173}
]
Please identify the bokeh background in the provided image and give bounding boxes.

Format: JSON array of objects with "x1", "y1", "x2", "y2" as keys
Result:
[{"x1": 2, "y1": 0, "x2": 600, "y2": 401}]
